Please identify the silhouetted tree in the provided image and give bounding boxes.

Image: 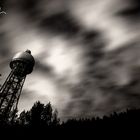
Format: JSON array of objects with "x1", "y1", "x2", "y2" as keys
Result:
[
  {"x1": 41, "y1": 102, "x2": 52, "y2": 126},
  {"x1": 18, "y1": 110, "x2": 28, "y2": 126},
  {"x1": 1, "y1": 99, "x2": 140, "y2": 130},
  {"x1": 29, "y1": 101, "x2": 44, "y2": 127},
  {"x1": 18, "y1": 101, "x2": 60, "y2": 128},
  {"x1": 51, "y1": 109, "x2": 60, "y2": 126}
]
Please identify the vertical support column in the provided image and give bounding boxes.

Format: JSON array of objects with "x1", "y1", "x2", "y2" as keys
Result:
[{"x1": 0, "y1": 63, "x2": 26, "y2": 121}]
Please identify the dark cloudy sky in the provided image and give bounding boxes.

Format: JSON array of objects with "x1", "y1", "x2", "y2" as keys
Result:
[{"x1": 1, "y1": 0, "x2": 140, "y2": 119}]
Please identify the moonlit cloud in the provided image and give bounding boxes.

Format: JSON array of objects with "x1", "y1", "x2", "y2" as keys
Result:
[
  {"x1": 1, "y1": 0, "x2": 140, "y2": 119},
  {"x1": 70, "y1": 0, "x2": 140, "y2": 51}
]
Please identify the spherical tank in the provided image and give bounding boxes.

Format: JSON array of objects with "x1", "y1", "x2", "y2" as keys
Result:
[{"x1": 10, "y1": 50, "x2": 35, "y2": 75}]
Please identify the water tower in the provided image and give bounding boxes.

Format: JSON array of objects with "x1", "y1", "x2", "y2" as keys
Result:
[{"x1": 0, "y1": 50, "x2": 35, "y2": 121}]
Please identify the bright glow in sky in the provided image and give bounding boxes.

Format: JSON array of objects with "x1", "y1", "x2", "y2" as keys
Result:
[{"x1": 1, "y1": 0, "x2": 140, "y2": 118}]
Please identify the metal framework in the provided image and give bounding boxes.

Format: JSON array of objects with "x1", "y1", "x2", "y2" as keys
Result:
[
  {"x1": 0, "y1": 64, "x2": 26, "y2": 120},
  {"x1": 0, "y1": 50, "x2": 35, "y2": 121}
]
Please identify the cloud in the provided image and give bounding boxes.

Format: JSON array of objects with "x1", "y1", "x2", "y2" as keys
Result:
[
  {"x1": 39, "y1": 12, "x2": 81, "y2": 37},
  {"x1": 0, "y1": 32, "x2": 10, "y2": 57},
  {"x1": 115, "y1": 0, "x2": 140, "y2": 23},
  {"x1": 1, "y1": 0, "x2": 140, "y2": 120}
]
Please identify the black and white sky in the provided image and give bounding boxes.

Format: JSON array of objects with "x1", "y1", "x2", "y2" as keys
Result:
[{"x1": 1, "y1": 0, "x2": 140, "y2": 119}]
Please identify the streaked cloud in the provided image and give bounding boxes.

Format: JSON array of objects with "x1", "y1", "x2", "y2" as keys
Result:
[{"x1": 1, "y1": 0, "x2": 140, "y2": 119}]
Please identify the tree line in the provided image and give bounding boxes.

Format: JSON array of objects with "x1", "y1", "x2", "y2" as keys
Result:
[{"x1": 0, "y1": 100, "x2": 140, "y2": 129}]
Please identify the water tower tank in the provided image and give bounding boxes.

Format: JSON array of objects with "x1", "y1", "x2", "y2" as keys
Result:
[{"x1": 10, "y1": 50, "x2": 35, "y2": 75}]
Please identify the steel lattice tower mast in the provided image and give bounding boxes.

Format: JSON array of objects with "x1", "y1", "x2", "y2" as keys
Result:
[{"x1": 0, "y1": 50, "x2": 35, "y2": 121}]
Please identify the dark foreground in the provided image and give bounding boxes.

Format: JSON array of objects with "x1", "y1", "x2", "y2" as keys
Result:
[{"x1": 0, "y1": 102, "x2": 140, "y2": 138}]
